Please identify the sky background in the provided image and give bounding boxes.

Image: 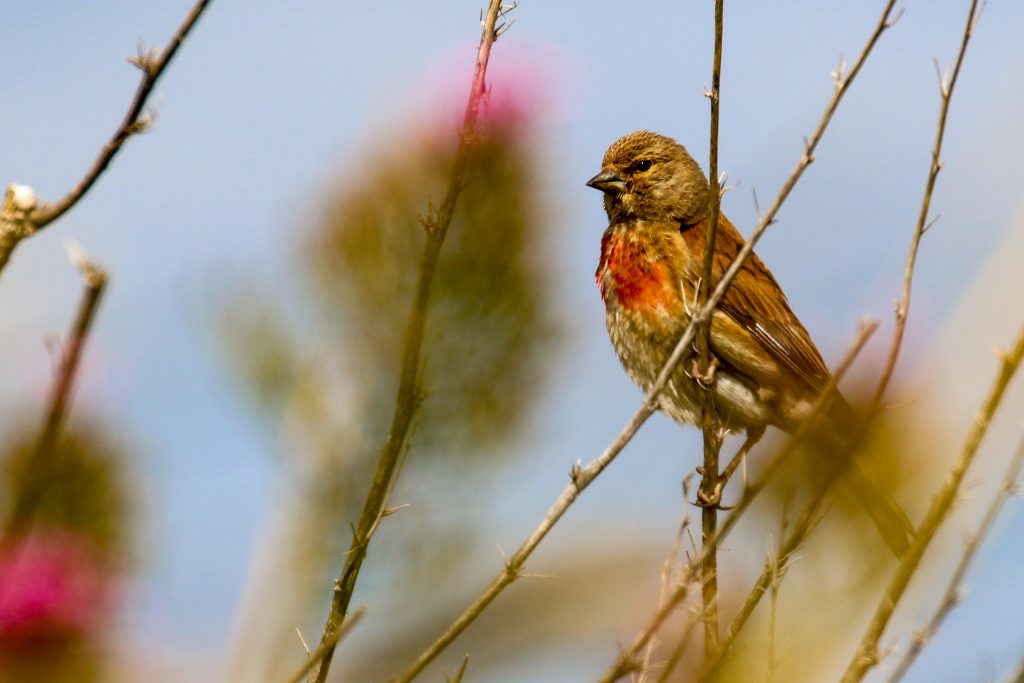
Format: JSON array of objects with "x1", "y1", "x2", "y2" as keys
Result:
[{"x1": 2, "y1": 1, "x2": 1024, "y2": 681}]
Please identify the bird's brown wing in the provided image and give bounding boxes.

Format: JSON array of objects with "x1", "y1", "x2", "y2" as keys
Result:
[{"x1": 681, "y1": 214, "x2": 832, "y2": 396}]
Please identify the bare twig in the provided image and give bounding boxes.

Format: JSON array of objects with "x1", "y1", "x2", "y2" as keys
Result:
[
  {"x1": 391, "y1": 3, "x2": 898, "y2": 676},
  {"x1": 283, "y1": 607, "x2": 365, "y2": 683},
  {"x1": 445, "y1": 655, "x2": 470, "y2": 683},
  {"x1": 699, "y1": 478, "x2": 829, "y2": 681},
  {"x1": 0, "y1": 0, "x2": 214, "y2": 275},
  {"x1": 696, "y1": 0, "x2": 727, "y2": 659},
  {"x1": 840, "y1": 322, "x2": 1024, "y2": 683},
  {"x1": 766, "y1": 536, "x2": 782, "y2": 683},
  {"x1": 600, "y1": 321, "x2": 878, "y2": 683},
  {"x1": 307, "y1": 3, "x2": 507, "y2": 682},
  {"x1": 3, "y1": 243, "x2": 108, "y2": 535},
  {"x1": 872, "y1": 0, "x2": 982, "y2": 408},
  {"x1": 1007, "y1": 650, "x2": 1024, "y2": 683},
  {"x1": 638, "y1": 476, "x2": 694, "y2": 682},
  {"x1": 885, "y1": 431, "x2": 1024, "y2": 683},
  {"x1": 653, "y1": 611, "x2": 702, "y2": 683}
]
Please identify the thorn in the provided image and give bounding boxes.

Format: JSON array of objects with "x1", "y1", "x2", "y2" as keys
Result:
[
  {"x1": 830, "y1": 53, "x2": 847, "y2": 85},
  {"x1": 127, "y1": 45, "x2": 160, "y2": 77},
  {"x1": 922, "y1": 214, "x2": 940, "y2": 234},
  {"x1": 719, "y1": 173, "x2": 737, "y2": 197},
  {"x1": 569, "y1": 459, "x2": 583, "y2": 486},
  {"x1": 296, "y1": 627, "x2": 311, "y2": 656},
  {"x1": 968, "y1": 2, "x2": 986, "y2": 33},
  {"x1": 382, "y1": 503, "x2": 410, "y2": 517},
  {"x1": 884, "y1": 7, "x2": 906, "y2": 29}
]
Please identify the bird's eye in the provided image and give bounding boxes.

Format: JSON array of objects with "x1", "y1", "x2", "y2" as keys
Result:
[{"x1": 634, "y1": 160, "x2": 652, "y2": 172}]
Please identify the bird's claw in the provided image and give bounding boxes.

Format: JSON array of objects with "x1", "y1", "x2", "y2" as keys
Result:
[
  {"x1": 694, "y1": 481, "x2": 734, "y2": 510},
  {"x1": 691, "y1": 356, "x2": 719, "y2": 388}
]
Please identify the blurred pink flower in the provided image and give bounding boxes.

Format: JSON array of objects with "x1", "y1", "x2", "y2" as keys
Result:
[
  {"x1": 0, "y1": 529, "x2": 115, "y2": 652},
  {"x1": 413, "y1": 40, "x2": 576, "y2": 144}
]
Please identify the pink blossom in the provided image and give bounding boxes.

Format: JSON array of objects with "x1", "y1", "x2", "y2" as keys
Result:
[{"x1": 0, "y1": 529, "x2": 115, "y2": 652}]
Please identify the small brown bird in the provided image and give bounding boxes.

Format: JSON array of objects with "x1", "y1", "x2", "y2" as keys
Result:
[{"x1": 588, "y1": 130, "x2": 912, "y2": 556}]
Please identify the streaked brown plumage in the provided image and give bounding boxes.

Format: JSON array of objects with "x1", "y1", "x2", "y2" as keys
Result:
[{"x1": 588, "y1": 130, "x2": 912, "y2": 555}]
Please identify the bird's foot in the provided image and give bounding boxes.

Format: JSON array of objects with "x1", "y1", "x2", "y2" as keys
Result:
[
  {"x1": 691, "y1": 356, "x2": 719, "y2": 388},
  {"x1": 694, "y1": 481, "x2": 734, "y2": 510}
]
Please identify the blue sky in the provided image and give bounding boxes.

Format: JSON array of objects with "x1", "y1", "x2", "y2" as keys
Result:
[{"x1": 3, "y1": 2, "x2": 1024, "y2": 681}]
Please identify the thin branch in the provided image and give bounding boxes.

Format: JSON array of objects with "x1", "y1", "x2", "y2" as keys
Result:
[
  {"x1": 885, "y1": 431, "x2": 1024, "y2": 683},
  {"x1": 872, "y1": 0, "x2": 982, "y2": 408},
  {"x1": 640, "y1": 476, "x2": 696, "y2": 683},
  {"x1": 636, "y1": 477, "x2": 694, "y2": 681},
  {"x1": 283, "y1": 607, "x2": 365, "y2": 683},
  {"x1": 0, "y1": 0, "x2": 214, "y2": 275},
  {"x1": 699, "y1": 472, "x2": 831, "y2": 681},
  {"x1": 3, "y1": 243, "x2": 109, "y2": 535},
  {"x1": 445, "y1": 655, "x2": 470, "y2": 683},
  {"x1": 391, "y1": 3, "x2": 899, "y2": 675},
  {"x1": 840, "y1": 322, "x2": 1024, "y2": 683},
  {"x1": 653, "y1": 610, "x2": 702, "y2": 683},
  {"x1": 600, "y1": 321, "x2": 878, "y2": 683},
  {"x1": 1007, "y1": 650, "x2": 1024, "y2": 683},
  {"x1": 766, "y1": 535, "x2": 782, "y2": 683},
  {"x1": 696, "y1": 0, "x2": 726, "y2": 659},
  {"x1": 307, "y1": 3, "x2": 507, "y2": 682}
]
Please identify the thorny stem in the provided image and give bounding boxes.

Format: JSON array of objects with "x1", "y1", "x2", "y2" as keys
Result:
[
  {"x1": 697, "y1": 0, "x2": 726, "y2": 660},
  {"x1": 0, "y1": 0, "x2": 214, "y2": 275},
  {"x1": 872, "y1": 0, "x2": 981, "y2": 409},
  {"x1": 306, "y1": 3, "x2": 507, "y2": 682},
  {"x1": 885, "y1": 433, "x2": 1024, "y2": 683},
  {"x1": 840, "y1": 323, "x2": 1024, "y2": 683},
  {"x1": 3, "y1": 249, "x2": 108, "y2": 536},
  {"x1": 699, "y1": 476, "x2": 831, "y2": 681},
  {"x1": 283, "y1": 608, "x2": 365, "y2": 683}
]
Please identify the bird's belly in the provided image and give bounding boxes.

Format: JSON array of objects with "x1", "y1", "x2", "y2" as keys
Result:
[
  {"x1": 605, "y1": 307, "x2": 702, "y2": 426},
  {"x1": 605, "y1": 308, "x2": 773, "y2": 433}
]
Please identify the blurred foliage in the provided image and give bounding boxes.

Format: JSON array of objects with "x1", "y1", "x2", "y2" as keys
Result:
[
  {"x1": 304, "y1": 123, "x2": 556, "y2": 451},
  {"x1": 219, "y1": 108, "x2": 562, "y2": 680},
  {"x1": 0, "y1": 420, "x2": 133, "y2": 681},
  {"x1": 1, "y1": 422, "x2": 133, "y2": 561}
]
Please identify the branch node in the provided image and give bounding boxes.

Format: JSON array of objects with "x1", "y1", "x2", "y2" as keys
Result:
[
  {"x1": 1, "y1": 184, "x2": 41, "y2": 259},
  {"x1": 884, "y1": 7, "x2": 905, "y2": 29},
  {"x1": 382, "y1": 503, "x2": 410, "y2": 517},
  {"x1": 128, "y1": 45, "x2": 161, "y2": 77},
  {"x1": 831, "y1": 53, "x2": 848, "y2": 85},
  {"x1": 569, "y1": 459, "x2": 586, "y2": 488},
  {"x1": 63, "y1": 240, "x2": 109, "y2": 289}
]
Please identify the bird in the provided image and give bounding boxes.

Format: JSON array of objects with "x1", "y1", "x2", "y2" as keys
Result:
[{"x1": 587, "y1": 130, "x2": 913, "y2": 556}]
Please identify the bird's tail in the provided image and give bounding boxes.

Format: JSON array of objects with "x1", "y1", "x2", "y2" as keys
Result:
[
  {"x1": 817, "y1": 394, "x2": 915, "y2": 557},
  {"x1": 845, "y1": 462, "x2": 914, "y2": 557}
]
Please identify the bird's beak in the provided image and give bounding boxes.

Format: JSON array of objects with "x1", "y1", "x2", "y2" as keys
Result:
[{"x1": 586, "y1": 170, "x2": 625, "y2": 195}]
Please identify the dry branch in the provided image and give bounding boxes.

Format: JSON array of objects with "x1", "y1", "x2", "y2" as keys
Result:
[
  {"x1": 3, "y1": 244, "x2": 108, "y2": 535},
  {"x1": 872, "y1": 0, "x2": 982, "y2": 407},
  {"x1": 696, "y1": 0, "x2": 727, "y2": 659},
  {"x1": 885, "y1": 433, "x2": 1024, "y2": 683},
  {"x1": 305, "y1": 3, "x2": 508, "y2": 682},
  {"x1": 0, "y1": 0, "x2": 214, "y2": 275},
  {"x1": 840, "y1": 322, "x2": 1024, "y2": 683},
  {"x1": 283, "y1": 607, "x2": 364, "y2": 683}
]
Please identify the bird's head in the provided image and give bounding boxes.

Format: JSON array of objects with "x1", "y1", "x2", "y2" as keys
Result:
[{"x1": 587, "y1": 130, "x2": 710, "y2": 225}]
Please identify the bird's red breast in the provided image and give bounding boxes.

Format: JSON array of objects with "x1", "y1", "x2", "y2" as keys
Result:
[{"x1": 596, "y1": 230, "x2": 683, "y2": 319}]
